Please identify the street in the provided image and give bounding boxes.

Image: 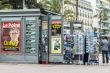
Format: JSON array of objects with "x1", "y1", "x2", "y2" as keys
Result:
[{"x1": 0, "y1": 63, "x2": 110, "y2": 73}]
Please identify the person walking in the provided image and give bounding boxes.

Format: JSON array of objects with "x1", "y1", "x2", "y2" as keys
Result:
[{"x1": 101, "y1": 37, "x2": 109, "y2": 64}]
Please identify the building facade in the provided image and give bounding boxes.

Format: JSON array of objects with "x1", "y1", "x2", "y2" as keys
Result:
[
  {"x1": 64, "y1": 0, "x2": 93, "y2": 32},
  {"x1": 96, "y1": 0, "x2": 110, "y2": 39}
]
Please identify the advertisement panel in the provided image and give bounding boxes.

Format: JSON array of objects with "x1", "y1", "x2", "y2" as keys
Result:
[
  {"x1": 51, "y1": 20, "x2": 62, "y2": 54},
  {"x1": 51, "y1": 20, "x2": 61, "y2": 36},
  {"x1": 51, "y1": 37, "x2": 61, "y2": 53},
  {"x1": 49, "y1": 15, "x2": 63, "y2": 63},
  {"x1": 1, "y1": 22, "x2": 21, "y2": 52}
]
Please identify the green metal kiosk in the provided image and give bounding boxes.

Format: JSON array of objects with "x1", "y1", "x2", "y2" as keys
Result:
[
  {"x1": 39, "y1": 10, "x2": 64, "y2": 64},
  {"x1": 0, "y1": 9, "x2": 40, "y2": 63},
  {"x1": 0, "y1": 9, "x2": 64, "y2": 64}
]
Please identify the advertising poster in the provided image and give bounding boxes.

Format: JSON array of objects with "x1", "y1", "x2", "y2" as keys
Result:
[
  {"x1": 42, "y1": 21, "x2": 48, "y2": 30},
  {"x1": 51, "y1": 20, "x2": 61, "y2": 36},
  {"x1": 51, "y1": 37, "x2": 61, "y2": 53},
  {"x1": 51, "y1": 19, "x2": 62, "y2": 54},
  {"x1": 64, "y1": 34, "x2": 75, "y2": 48},
  {"x1": 1, "y1": 22, "x2": 21, "y2": 52}
]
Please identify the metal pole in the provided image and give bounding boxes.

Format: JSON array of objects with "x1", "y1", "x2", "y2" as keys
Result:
[
  {"x1": 61, "y1": 0, "x2": 64, "y2": 15},
  {"x1": 23, "y1": 0, "x2": 26, "y2": 9},
  {"x1": 99, "y1": 17, "x2": 102, "y2": 53},
  {"x1": 76, "y1": 0, "x2": 78, "y2": 22}
]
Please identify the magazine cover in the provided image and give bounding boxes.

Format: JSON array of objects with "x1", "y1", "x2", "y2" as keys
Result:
[{"x1": 1, "y1": 22, "x2": 21, "y2": 52}]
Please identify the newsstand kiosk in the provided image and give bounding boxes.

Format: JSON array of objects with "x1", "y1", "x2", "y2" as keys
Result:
[
  {"x1": 0, "y1": 9, "x2": 40, "y2": 63},
  {"x1": 0, "y1": 9, "x2": 64, "y2": 64},
  {"x1": 39, "y1": 14, "x2": 64, "y2": 64}
]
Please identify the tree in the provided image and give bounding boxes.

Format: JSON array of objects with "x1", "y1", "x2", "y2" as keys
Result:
[
  {"x1": 38, "y1": 0, "x2": 75, "y2": 21},
  {"x1": 38, "y1": 0, "x2": 74, "y2": 13},
  {"x1": 8, "y1": 0, "x2": 39, "y2": 9},
  {"x1": 0, "y1": 0, "x2": 12, "y2": 9},
  {"x1": 25, "y1": 0, "x2": 39, "y2": 9},
  {"x1": 38, "y1": 0, "x2": 61, "y2": 13},
  {"x1": 99, "y1": 10, "x2": 108, "y2": 20},
  {"x1": 64, "y1": 9, "x2": 75, "y2": 21},
  {"x1": 98, "y1": 10, "x2": 108, "y2": 34},
  {"x1": 9, "y1": 0, "x2": 23, "y2": 9},
  {"x1": 93, "y1": 27, "x2": 97, "y2": 32}
]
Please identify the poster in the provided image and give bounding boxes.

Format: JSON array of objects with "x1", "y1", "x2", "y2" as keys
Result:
[
  {"x1": 51, "y1": 37, "x2": 61, "y2": 53},
  {"x1": 51, "y1": 19, "x2": 62, "y2": 54},
  {"x1": 64, "y1": 34, "x2": 74, "y2": 48},
  {"x1": 42, "y1": 21, "x2": 48, "y2": 30},
  {"x1": 1, "y1": 22, "x2": 21, "y2": 52},
  {"x1": 51, "y1": 20, "x2": 61, "y2": 36}
]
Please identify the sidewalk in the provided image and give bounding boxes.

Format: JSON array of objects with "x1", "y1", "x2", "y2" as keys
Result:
[{"x1": 0, "y1": 63, "x2": 110, "y2": 73}]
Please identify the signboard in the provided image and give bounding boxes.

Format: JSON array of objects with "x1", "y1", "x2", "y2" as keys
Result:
[
  {"x1": 51, "y1": 16, "x2": 62, "y2": 20},
  {"x1": 1, "y1": 22, "x2": 21, "y2": 52},
  {"x1": 73, "y1": 24, "x2": 82, "y2": 28}
]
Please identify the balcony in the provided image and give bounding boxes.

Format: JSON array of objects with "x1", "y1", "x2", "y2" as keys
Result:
[
  {"x1": 101, "y1": 27, "x2": 109, "y2": 30},
  {"x1": 96, "y1": 4, "x2": 110, "y2": 10},
  {"x1": 101, "y1": 33, "x2": 110, "y2": 37},
  {"x1": 100, "y1": 34, "x2": 110, "y2": 37},
  {"x1": 101, "y1": 20, "x2": 110, "y2": 24},
  {"x1": 101, "y1": 31, "x2": 110, "y2": 37},
  {"x1": 101, "y1": 25, "x2": 110, "y2": 30}
]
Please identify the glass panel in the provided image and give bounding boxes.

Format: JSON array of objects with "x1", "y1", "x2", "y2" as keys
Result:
[{"x1": 25, "y1": 21, "x2": 36, "y2": 54}]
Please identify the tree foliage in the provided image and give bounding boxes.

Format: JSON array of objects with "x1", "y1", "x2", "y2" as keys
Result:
[
  {"x1": 64, "y1": 9, "x2": 75, "y2": 21},
  {"x1": 38, "y1": 0, "x2": 75, "y2": 21},
  {"x1": 99, "y1": 10, "x2": 108, "y2": 20},
  {"x1": 38, "y1": 0, "x2": 61, "y2": 13},
  {"x1": 0, "y1": 0, "x2": 12, "y2": 9},
  {"x1": 0, "y1": 0, "x2": 75, "y2": 22}
]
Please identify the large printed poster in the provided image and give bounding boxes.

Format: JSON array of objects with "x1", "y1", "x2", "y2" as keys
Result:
[
  {"x1": 51, "y1": 37, "x2": 61, "y2": 53},
  {"x1": 51, "y1": 20, "x2": 62, "y2": 54},
  {"x1": 1, "y1": 22, "x2": 21, "y2": 52}
]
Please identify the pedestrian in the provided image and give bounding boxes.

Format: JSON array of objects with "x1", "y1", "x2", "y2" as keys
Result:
[{"x1": 101, "y1": 37, "x2": 109, "y2": 64}]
